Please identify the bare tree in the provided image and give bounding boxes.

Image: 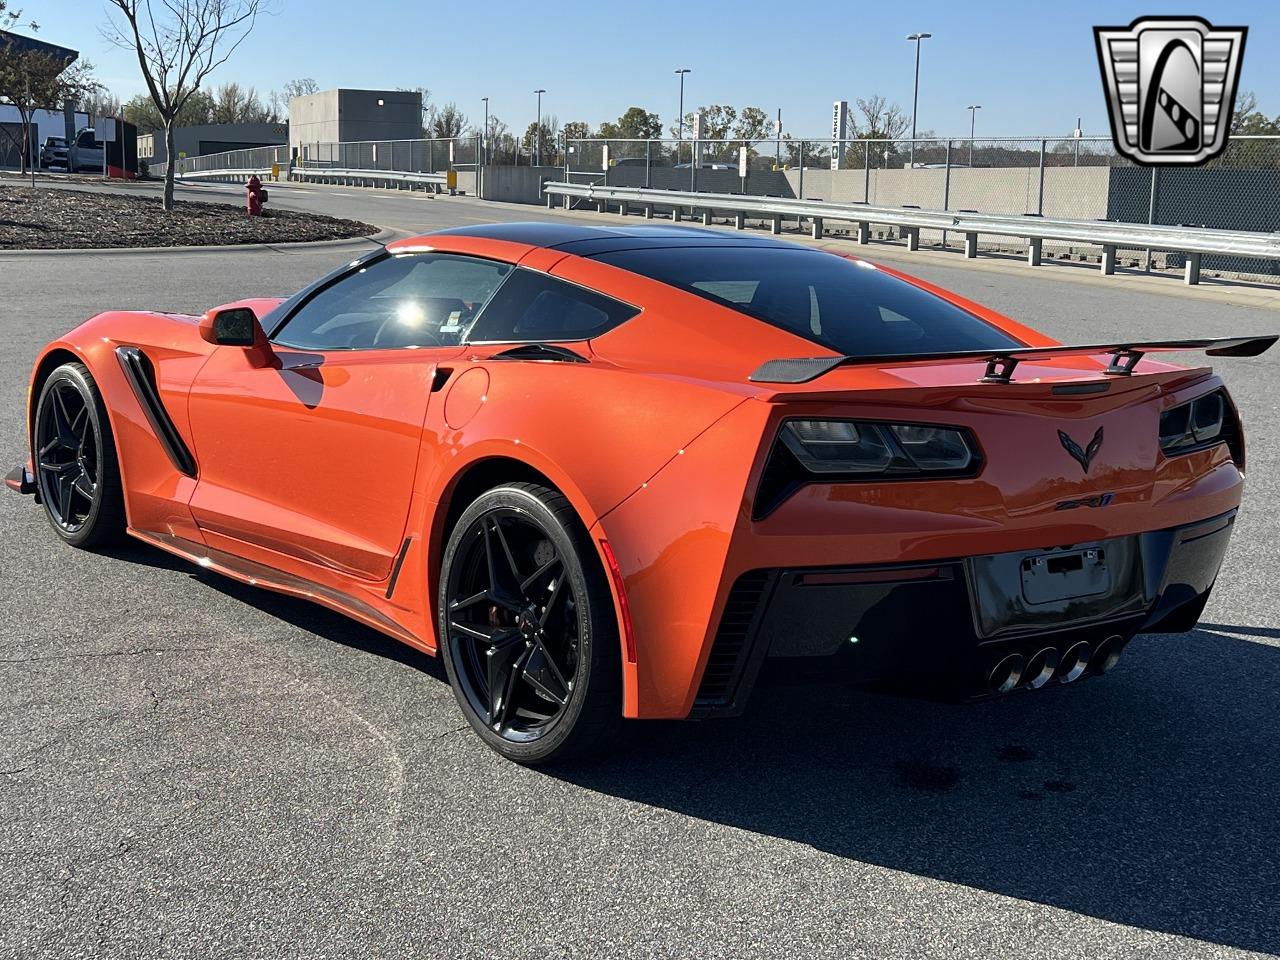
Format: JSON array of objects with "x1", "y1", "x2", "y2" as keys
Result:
[
  {"x1": 123, "y1": 87, "x2": 213, "y2": 131},
  {"x1": 102, "y1": 0, "x2": 265, "y2": 210},
  {"x1": 268, "y1": 76, "x2": 317, "y2": 118},
  {"x1": 852, "y1": 95, "x2": 909, "y2": 140},
  {"x1": 482, "y1": 113, "x2": 513, "y2": 163},
  {"x1": 210, "y1": 81, "x2": 271, "y2": 123},
  {"x1": 80, "y1": 88, "x2": 123, "y2": 120},
  {"x1": 0, "y1": 2, "x2": 36, "y2": 30},
  {"x1": 430, "y1": 102, "x2": 467, "y2": 140}
]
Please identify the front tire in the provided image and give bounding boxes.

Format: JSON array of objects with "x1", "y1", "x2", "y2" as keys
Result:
[
  {"x1": 32, "y1": 362, "x2": 126, "y2": 549},
  {"x1": 438, "y1": 482, "x2": 621, "y2": 765}
]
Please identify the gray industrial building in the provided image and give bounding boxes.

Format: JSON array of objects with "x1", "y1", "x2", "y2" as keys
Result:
[
  {"x1": 288, "y1": 88, "x2": 421, "y2": 152},
  {"x1": 137, "y1": 122, "x2": 289, "y2": 166}
]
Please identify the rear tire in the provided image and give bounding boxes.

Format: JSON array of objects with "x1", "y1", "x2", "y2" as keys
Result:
[
  {"x1": 438, "y1": 482, "x2": 621, "y2": 765},
  {"x1": 32, "y1": 362, "x2": 126, "y2": 549}
]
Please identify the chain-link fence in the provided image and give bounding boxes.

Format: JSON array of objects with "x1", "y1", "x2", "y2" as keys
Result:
[
  {"x1": 158, "y1": 132, "x2": 1280, "y2": 280},
  {"x1": 297, "y1": 136, "x2": 481, "y2": 173},
  {"x1": 166, "y1": 137, "x2": 481, "y2": 178},
  {"x1": 167, "y1": 144, "x2": 290, "y2": 178}
]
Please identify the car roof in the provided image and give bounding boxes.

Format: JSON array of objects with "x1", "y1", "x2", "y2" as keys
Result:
[{"x1": 427, "y1": 221, "x2": 809, "y2": 257}]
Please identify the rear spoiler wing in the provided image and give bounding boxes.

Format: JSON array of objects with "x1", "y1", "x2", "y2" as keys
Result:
[{"x1": 748, "y1": 335, "x2": 1278, "y2": 385}]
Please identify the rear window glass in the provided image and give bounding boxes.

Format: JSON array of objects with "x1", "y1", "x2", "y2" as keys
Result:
[{"x1": 591, "y1": 247, "x2": 1022, "y2": 357}]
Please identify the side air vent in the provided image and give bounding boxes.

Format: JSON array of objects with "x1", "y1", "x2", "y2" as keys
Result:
[
  {"x1": 693, "y1": 569, "x2": 776, "y2": 714},
  {"x1": 115, "y1": 346, "x2": 197, "y2": 477}
]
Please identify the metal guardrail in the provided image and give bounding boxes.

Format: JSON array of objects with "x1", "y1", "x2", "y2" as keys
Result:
[
  {"x1": 290, "y1": 166, "x2": 450, "y2": 190},
  {"x1": 174, "y1": 167, "x2": 272, "y2": 182},
  {"x1": 173, "y1": 164, "x2": 452, "y2": 192},
  {"x1": 542, "y1": 182, "x2": 1280, "y2": 285}
]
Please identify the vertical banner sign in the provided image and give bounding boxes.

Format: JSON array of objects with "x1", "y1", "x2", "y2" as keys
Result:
[
  {"x1": 831, "y1": 100, "x2": 848, "y2": 170},
  {"x1": 692, "y1": 111, "x2": 703, "y2": 168},
  {"x1": 738, "y1": 145, "x2": 748, "y2": 178},
  {"x1": 601, "y1": 144, "x2": 610, "y2": 171},
  {"x1": 95, "y1": 118, "x2": 117, "y2": 180}
]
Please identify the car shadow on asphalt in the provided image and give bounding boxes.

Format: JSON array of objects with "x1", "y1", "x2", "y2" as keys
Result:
[
  {"x1": 551, "y1": 627, "x2": 1280, "y2": 955},
  {"x1": 115, "y1": 541, "x2": 1278, "y2": 953},
  {"x1": 193, "y1": 572, "x2": 450, "y2": 681},
  {"x1": 100, "y1": 541, "x2": 451, "y2": 681}
]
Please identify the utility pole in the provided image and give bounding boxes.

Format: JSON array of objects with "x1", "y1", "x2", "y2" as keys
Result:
[
  {"x1": 906, "y1": 32, "x2": 932, "y2": 168},
  {"x1": 675, "y1": 68, "x2": 691, "y2": 165},
  {"x1": 533, "y1": 89, "x2": 545, "y2": 166},
  {"x1": 966, "y1": 104, "x2": 981, "y2": 166}
]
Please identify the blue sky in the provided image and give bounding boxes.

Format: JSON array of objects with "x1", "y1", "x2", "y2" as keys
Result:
[{"x1": 24, "y1": 0, "x2": 1280, "y2": 138}]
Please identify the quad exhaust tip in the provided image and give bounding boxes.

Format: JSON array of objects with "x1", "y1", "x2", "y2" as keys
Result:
[
  {"x1": 987, "y1": 634, "x2": 1125, "y2": 697},
  {"x1": 1057, "y1": 641, "x2": 1091, "y2": 683},
  {"x1": 988, "y1": 654, "x2": 1025, "y2": 694},
  {"x1": 1092, "y1": 634, "x2": 1125, "y2": 674},
  {"x1": 1023, "y1": 648, "x2": 1060, "y2": 689}
]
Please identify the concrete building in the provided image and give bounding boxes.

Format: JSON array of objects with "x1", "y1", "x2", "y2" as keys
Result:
[
  {"x1": 288, "y1": 89, "x2": 421, "y2": 152},
  {"x1": 137, "y1": 122, "x2": 289, "y2": 166}
]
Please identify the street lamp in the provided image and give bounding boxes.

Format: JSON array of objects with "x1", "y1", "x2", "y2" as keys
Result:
[
  {"x1": 966, "y1": 104, "x2": 981, "y2": 166},
  {"x1": 674, "y1": 68, "x2": 691, "y2": 163},
  {"x1": 533, "y1": 89, "x2": 546, "y2": 166},
  {"x1": 481, "y1": 96, "x2": 489, "y2": 165},
  {"x1": 906, "y1": 32, "x2": 932, "y2": 168}
]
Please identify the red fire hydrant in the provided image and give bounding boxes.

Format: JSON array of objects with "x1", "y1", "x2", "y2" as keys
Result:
[{"x1": 246, "y1": 175, "x2": 268, "y2": 217}]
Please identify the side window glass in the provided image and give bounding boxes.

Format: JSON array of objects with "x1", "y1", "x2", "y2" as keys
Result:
[
  {"x1": 466, "y1": 268, "x2": 638, "y2": 343},
  {"x1": 273, "y1": 253, "x2": 511, "y2": 350}
]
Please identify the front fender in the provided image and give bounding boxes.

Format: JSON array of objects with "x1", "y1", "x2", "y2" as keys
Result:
[{"x1": 26, "y1": 311, "x2": 215, "y2": 541}]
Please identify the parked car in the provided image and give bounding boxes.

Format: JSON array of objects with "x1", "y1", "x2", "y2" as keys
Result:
[
  {"x1": 40, "y1": 136, "x2": 68, "y2": 169},
  {"x1": 68, "y1": 128, "x2": 104, "y2": 173},
  {"x1": 6, "y1": 223, "x2": 1275, "y2": 764}
]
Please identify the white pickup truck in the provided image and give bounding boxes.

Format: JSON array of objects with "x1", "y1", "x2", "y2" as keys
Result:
[{"x1": 68, "y1": 127, "x2": 105, "y2": 173}]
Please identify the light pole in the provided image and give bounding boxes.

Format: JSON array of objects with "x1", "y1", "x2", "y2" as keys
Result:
[
  {"x1": 906, "y1": 32, "x2": 932, "y2": 168},
  {"x1": 481, "y1": 97, "x2": 489, "y2": 165},
  {"x1": 674, "y1": 68, "x2": 691, "y2": 164},
  {"x1": 966, "y1": 104, "x2": 981, "y2": 166},
  {"x1": 533, "y1": 89, "x2": 545, "y2": 166}
]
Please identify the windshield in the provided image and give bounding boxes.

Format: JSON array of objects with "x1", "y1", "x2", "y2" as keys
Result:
[{"x1": 590, "y1": 246, "x2": 1023, "y2": 357}]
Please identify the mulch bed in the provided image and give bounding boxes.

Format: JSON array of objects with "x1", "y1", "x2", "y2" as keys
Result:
[{"x1": 0, "y1": 185, "x2": 377, "y2": 250}]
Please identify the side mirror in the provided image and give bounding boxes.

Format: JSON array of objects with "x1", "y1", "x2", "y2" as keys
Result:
[
  {"x1": 198, "y1": 306, "x2": 277, "y2": 367},
  {"x1": 206, "y1": 307, "x2": 262, "y2": 346}
]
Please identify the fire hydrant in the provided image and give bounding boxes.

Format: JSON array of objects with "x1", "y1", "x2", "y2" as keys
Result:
[{"x1": 246, "y1": 175, "x2": 268, "y2": 217}]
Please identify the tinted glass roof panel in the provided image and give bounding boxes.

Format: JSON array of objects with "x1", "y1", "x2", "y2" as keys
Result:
[
  {"x1": 429, "y1": 221, "x2": 806, "y2": 252},
  {"x1": 590, "y1": 246, "x2": 1022, "y2": 359}
]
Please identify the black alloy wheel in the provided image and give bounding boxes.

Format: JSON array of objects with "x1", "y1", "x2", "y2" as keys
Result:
[
  {"x1": 33, "y1": 363, "x2": 125, "y2": 548},
  {"x1": 439, "y1": 482, "x2": 620, "y2": 764}
]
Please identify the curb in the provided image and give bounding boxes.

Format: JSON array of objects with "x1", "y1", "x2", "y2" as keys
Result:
[{"x1": 0, "y1": 226, "x2": 396, "y2": 259}]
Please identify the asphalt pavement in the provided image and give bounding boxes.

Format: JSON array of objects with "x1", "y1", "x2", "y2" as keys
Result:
[{"x1": 1, "y1": 180, "x2": 1278, "y2": 959}]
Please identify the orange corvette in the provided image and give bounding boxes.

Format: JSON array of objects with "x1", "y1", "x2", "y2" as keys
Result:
[{"x1": 7, "y1": 224, "x2": 1275, "y2": 763}]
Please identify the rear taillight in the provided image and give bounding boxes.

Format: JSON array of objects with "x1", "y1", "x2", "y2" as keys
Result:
[
  {"x1": 1159, "y1": 388, "x2": 1243, "y2": 466},
  {"x1": 755, "y1": 418, "x2": 982, "y2": 519}
]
